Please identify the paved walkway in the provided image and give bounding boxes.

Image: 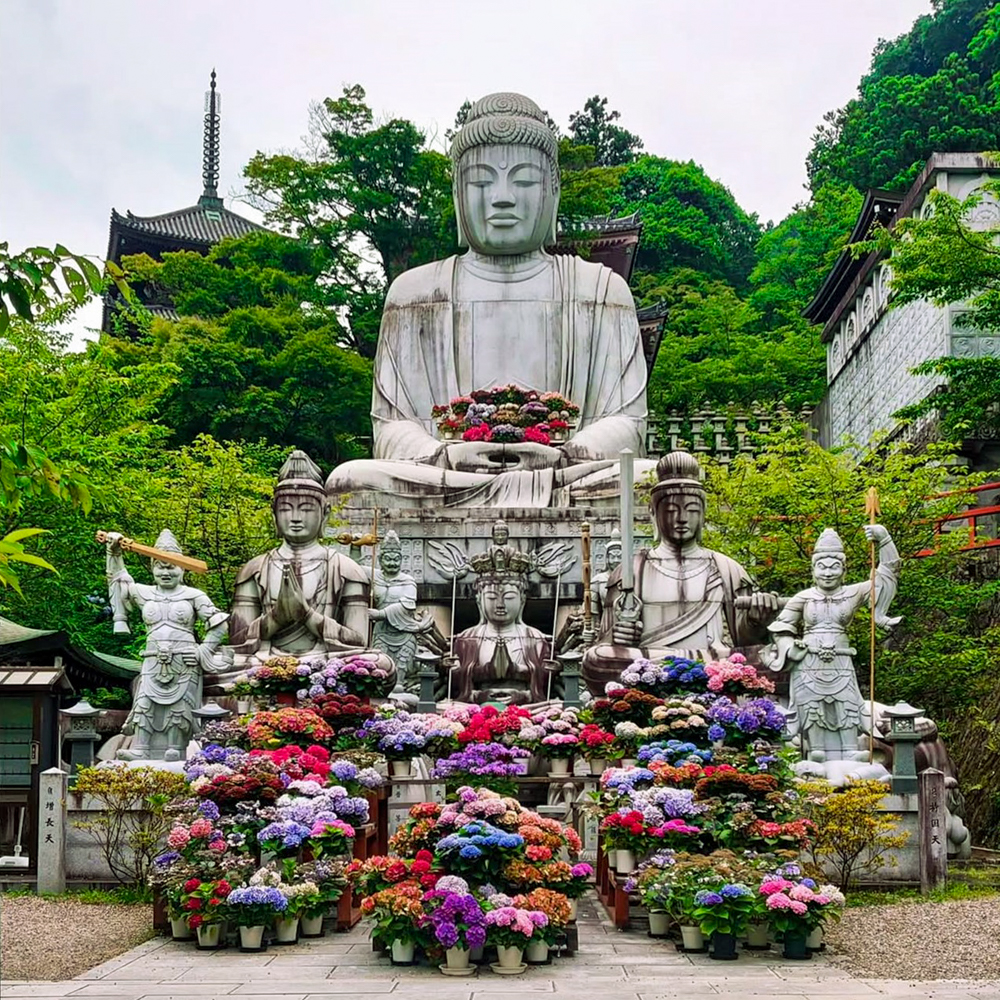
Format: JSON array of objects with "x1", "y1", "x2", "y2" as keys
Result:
[{"x1": 3, "y1": 896, "x2": 998, "y2": 1000}]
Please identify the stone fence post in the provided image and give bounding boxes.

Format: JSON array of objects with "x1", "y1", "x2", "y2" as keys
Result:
[
  {"x1": 37, "y1": 767, "x2": 68, "y2": 894},
  {"x1": 918, "y1": 767, "x2": 947, "y2": 895}
]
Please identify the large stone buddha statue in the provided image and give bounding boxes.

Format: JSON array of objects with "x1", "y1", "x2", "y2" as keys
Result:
[{"x1": 326, "y1": 92, "x2": 650, "y2": 508}]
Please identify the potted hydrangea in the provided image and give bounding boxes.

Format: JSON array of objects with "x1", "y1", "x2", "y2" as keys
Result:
[
  {"x1": 360, "y1": 709, "x2": 431, "y2": 777},
  {"x1": 360, "y1": 884, "x2": 428, "y2": 964},
  {"x1": 691, "y1": 882, "x2": 755, "y2": 960},
  {"x1": 182, "y1": 877, "x2": 232, "y2": 949},
  {"x1": 540, "y1": 733, "x2": 579, "y2": 776},
  {"x1": 419, "y1": 878, "x2": 487, "y2": 974},
  {"x1": 484, "y1": 900, "x2": 548, "y2": 973},
  {"x1": 226, "y1": 885, "x2": 288, "y2": 951}
]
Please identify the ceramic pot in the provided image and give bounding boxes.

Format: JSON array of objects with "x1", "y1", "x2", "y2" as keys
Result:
[
  {"x1": 616, "y1": 849, "x2": 636, "y2": 874},
  {"x1": 469, "y1": 944, "x2": 485, "y2": 962},
  {"x1": 782, "y1": 934, "x2": 811, "y2": 960},
  {"x1": 710, "y1": 931, "x2": 738, "y2": 961},
  {"x1": 236, "y1": 699, "x2": 251, "y2": 714},
  {"x1": 239, "y1": 925, "x2": 265, "y2": 950},
  {"x1": 389, "y1": 759, "x2": 413, "y2": 779},
  {"x1": 680, "y1": 925, "x2": 705, "y2": 951},
  {"x1": 648, "y1": 910, "x2": 670, "y2": 937},
  {"x1": 589, "y1": 757, "x2": 606, "y2": 775},
  {"x1": 391, "y1": 939, "x2": 415, "y2": 964},
  {"x1": 525, "y1": 940, "x2": 549, "y2": 963},
  {"x1": 567, "y1": 898, "x2": 578, "y2": 922},
  {"x1": 196, "y1": 923, "x2": 221, "y2": 948},
  {"x1": 300, "y1": 913, "x2": 324, "y2": 937},
  {"x1": 496, "y1": 945, "x2": 524, "y2": 969},
  {"x1": 621, "y1": 756, "x2": 638, "y2": 768},
  {"x1": 170, "y1": 916, "x2": 192, "y2": 940},
  {"x1": 549, "y1": 757, "x2": 571, "y2": 776},
  {"x1": 274, "y1": 917, "x2": 299, "y2": 943},
  {"x1": 445, "y1": 946, "x2": 470, "y2": 970},
  {"x1": 806, "y1": 926, "x2": 824, "y2": 950},
  {"x1": 744, "y1": 922, "x2": 769, "y2": 949}
]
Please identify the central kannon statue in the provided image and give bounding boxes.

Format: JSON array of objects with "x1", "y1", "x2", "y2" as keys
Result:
[{"x1": 326, "y1": 91, "x2": 650, "y2": 508}]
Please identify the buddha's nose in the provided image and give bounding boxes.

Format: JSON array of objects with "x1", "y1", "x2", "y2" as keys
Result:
[{"x1": 492, "y1": 187, "x2": 515, "y2": 208}]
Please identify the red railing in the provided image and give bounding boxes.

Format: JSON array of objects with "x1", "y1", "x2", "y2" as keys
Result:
[{"x1": 915, "y1": 482, "x2": 1000, "y2": 557}]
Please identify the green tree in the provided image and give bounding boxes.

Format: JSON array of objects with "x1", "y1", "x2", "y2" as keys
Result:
[
  {"x1": 807, "y1": 0, "x2": 1000, "y2": 193},
  {"x1": 244, "y1": 84, "x2": 456, "y2": 358},
  {"x1": 567, "y1": 96, "x2": 643, "y2": 166}
]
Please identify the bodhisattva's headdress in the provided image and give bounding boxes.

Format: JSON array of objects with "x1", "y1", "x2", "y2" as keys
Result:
[
  {"x1": 272, "y1": 449, "x2": 327, "y2": 508},
  {"x1": 812, "y1": 528, "x2": 846, "y2": 563},
  {"x1": 450, "y1": 92, "x2": 560, "y2": 245},
  {"x1": 469, "y1": 530, "x2": 532, "y2": 591}
]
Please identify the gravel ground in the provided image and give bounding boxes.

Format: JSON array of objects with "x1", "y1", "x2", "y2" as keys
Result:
[
  {"x1": 826, "y1": 897, "x2": 1000, "y2": 980},
  {"x1": 0, "y1": 895, "x2": 153, "y2": 981}
]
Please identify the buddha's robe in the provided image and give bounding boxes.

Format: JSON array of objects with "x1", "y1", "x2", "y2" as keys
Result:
[{"x1": 326, "y1": 253, "x2": 649, "y2": 507}]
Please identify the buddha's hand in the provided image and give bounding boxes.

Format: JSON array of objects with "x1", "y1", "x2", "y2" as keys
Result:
[
  {"x1": 612, "y1": 620, "x2": 643, "y2": 646},
  {"x1": 445, "y1": 441, "x2": 564, "y2": 473},
  {"x1": 863, "y1": 524, "x2": 890, "y2": 546},
  {"x1": 743, "y1": 591, "x2": 781, "y2": 624}
]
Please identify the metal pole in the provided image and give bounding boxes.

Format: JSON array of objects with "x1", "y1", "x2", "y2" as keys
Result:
[
  {"x1": 449, "y1": 573, "x2": 457, "y2": 658},
  {"x1": 619, "y1": 450, "x2": 634, "y2": 593}
]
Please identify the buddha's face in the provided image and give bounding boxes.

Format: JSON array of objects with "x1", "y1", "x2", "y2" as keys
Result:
[
  {"x1": 493, "y1": 522, "x2": 510, "y2": 546},
  {"x1": 813, "y1": 556, "x2": 845, "y2": 592},
  {"x1": 480, "y1": 580, "x2": 525, "y2": 627},
  {"x1": 380, "y1": 549, "x2": 402, "y2": 577},
  {"x1": 657, "y1": 493, "x2": 704, "y2": 545},
  {"x1": 457, "y1": 144, "x2": 556, "y2": 255},
  {"x1": 274, "y1": 493, "x2": 326, "y2": 545},
  {"x1": 152, "y1": 560, "x2": 183, "y2": 591}
]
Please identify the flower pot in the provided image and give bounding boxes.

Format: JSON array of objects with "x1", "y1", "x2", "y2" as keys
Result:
[
  {"x1": 389, "y1": 759, "x2": 413, "y2": 779},
  {"x1": 445, "y1": 946, "x2": 470, "y2": 970},
  {"x1": 300, "y1": 913, "x2": 324, "y2": 937},
  {"x1": 621, "y1": 756, "x2": 638, "y2": 768},
  {"x1": 196, "y1": 923, "x2": 221, "y2": 949},
  {"x1": 680, "y1": 925, "x2": 705, "y2": 951},
  {"x1": 744, "y1": 922, "x2": 769, "y2": 949},
  {"x1": 806, "y1": 926, "x2": 824, "y2": 951},
  {"x1": 589, "y1": 757, "x2": 606, "y2": 775},
  {"x1": 391, "y1": 938, "x2": 415, "y2": 964},
  {"x1": 710, "y1": 931, "x2": 738, "y2": 961},
  {"x1": 782, "y1": 934, "x2": 811, "y2": 960},
  {"x1": 616, "y1": 849, "x2": 636, "y2": 874},
  {"x1": 469, "y1": 944, "x2": 485, "y2": 963},
  {"x1": 236, "y1": 699, "x2": 251, "y2": 714},
  {"x1": 525, "y1": 940, "x2": 549, "y2": 964},
  {"x1": 548, "y1": 757, "x2": 571, "y2": 776},
  {"x1": 648, "y1": 910, "x2": 670, "y2": 937},
  {"x1": 274, "y1": 916, "x2": 299, "y2": 944},
  {"x1": 567, "y1": 898, "x2": 578, "y2": 922},
  {"x1": 239, "y1": 925, "x2": 266, "y2": 951},
  {"x1": 496, "y1": 944, "x2": 524, "y2": 969},
  {"x1": 170, "y1": 916, "x2": 192, "y2": 940}
]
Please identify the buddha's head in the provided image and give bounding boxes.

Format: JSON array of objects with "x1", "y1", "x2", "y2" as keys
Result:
[
  {"x1": 451, "y1": 93, "x2": 559, "y2": 255},
  {"x1": 651, "y1": 451, "x2": 706, "y2": 547},
  {"x1": 492, "y1": 518, "x2": 510, "y2": 547},
  {"x1": 150, "y1": 529, "x2": 184, "y2": 591},
  {"x1": 379, "y1": 530, "x2": 403, "y2": 578},
  {"x1": 812, "y1": 529, "x2": 846, "y2": 592},
  {"x1": 273, "y1": 449, "x2": 329, "y2": 546},
  {"x1": 477, "y1": 573, "x2": 527, "y2": 628}
]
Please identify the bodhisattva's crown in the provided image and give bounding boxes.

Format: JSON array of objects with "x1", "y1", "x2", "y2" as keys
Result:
[
  {"x1": 274, "y1": 449, "x2": 326, "y2": 500},
  {"x1": 469, "y1": 541, "x2": 532, "y2": 577}
]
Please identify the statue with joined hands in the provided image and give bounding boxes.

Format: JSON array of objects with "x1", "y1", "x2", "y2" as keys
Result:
[{"x1": 327, "y1": 92, "x2": 651, "y2": 508}]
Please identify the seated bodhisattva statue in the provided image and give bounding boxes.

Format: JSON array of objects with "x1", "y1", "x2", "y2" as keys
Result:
[
  {"x1": 326, "y1": 91, "x2": 652, "y2": 508},
  {"x1": 229, "y1": 450, "x2": 395, "y2": 682},
  {"x1": 582, "y1": 451, "x2": 779, "y2": 695}
]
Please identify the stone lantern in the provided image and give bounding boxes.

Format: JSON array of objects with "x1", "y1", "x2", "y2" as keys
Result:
[
  {"x1": 192, "y1": 701, "x2": 231, "y2": 736},
  {"x1": 60, "y1": 699, "x2": 102, "y2": 773},
  {"x1": 557, "y1": 650, "x2": 584, "y2": 709},
  {"x1": 882, "y1": 701, "x2": 923, "y2": 794},
  {"x1": 415, "y1": 650, "x2": 441, "y2": 713}
]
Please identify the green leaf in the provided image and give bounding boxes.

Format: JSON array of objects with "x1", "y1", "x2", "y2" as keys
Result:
[
  {"x1": 3, "y1": 527, "x2": 48, "y2": 543},
  {"x1": 7, "y1": 277, "x2": 33, "y2": 318}
]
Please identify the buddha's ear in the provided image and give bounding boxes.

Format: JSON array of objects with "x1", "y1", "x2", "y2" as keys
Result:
[
  {"x1": 453, "y1": 184, "x2": 469, "y2": 249},
  {"x1": 547, "y1": 169, "x2": 561, "y2": 245}
]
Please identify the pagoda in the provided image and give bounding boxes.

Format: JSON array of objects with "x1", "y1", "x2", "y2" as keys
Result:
[{"x1": 101, "y1": 70, "x2": 263, "y2": 332}]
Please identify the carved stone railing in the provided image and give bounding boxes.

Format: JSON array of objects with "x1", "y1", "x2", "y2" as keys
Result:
[{"x1": 645, "y1": 405, "x2": 816, "y2": 462}]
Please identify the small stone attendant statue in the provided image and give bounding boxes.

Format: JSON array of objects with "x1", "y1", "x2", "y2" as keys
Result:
[
  {"x1": 366, "y1": 531, "x2": 434, "y2": 692},
  {"x1": 582, "y1": 451, "x2": 778, "y2": 694},
  {"x1": 452, "y1": 541, "x2": 551, "y2": 704},
  {"x1": 762, "y1": 526, "x2": 901, "y2": 762},
  {"x1": 229, "y1": 450, "x2": 395, "y2": 684},
  {"x1": 104, "y1": 529, "x2": 228, "y2": 761}
]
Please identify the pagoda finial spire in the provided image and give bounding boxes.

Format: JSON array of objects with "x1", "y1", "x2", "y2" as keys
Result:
[{"x1": 199, "y1": 68, "x2": 223, "y2": 209}]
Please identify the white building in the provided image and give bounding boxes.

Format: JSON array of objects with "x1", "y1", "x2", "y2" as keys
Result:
[{"x1": 808, "y1": 153, "x2": 1000, "y2": 456}]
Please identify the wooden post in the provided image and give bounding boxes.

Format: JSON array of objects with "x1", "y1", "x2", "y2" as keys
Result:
[
  {"x1": 918, "y1": 767, "x2": 947, "y2": 895},
  {"x1": 37, "y1": 767, "x2": 67, "y2": 895}
]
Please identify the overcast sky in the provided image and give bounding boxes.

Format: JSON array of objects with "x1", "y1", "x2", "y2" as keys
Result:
[{"x1": 2, "y1": 0, "x2": 932, "y2": 336}]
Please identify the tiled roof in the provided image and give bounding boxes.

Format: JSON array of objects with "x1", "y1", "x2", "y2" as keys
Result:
[
  {"x1": 0, "y1": 618, "x2": 56, "y2": 646},
  {"x1": 0, "y1": 616, "x2": 140, "y2": 678},
  {"x1": 557, "y1": 211, "x2": 641, "y2": 236},
  {"x1": 110, "y1": 203, "x2": 263, "y2": 247}
]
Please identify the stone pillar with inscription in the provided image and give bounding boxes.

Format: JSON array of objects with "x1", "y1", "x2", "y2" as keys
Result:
[
  {"x1": 37, "y1": 767, "x2": 68, "y2": 894},
  {"x1": 919, "y1": 767, "x2": 947, "y2": 894}
]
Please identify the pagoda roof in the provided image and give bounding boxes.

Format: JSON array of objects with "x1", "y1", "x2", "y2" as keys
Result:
[{"x1": 110, "y1": 202, "x2": 263, "y2": 250}]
